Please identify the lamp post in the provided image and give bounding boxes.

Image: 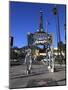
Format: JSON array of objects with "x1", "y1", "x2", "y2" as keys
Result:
[
  {"x1": 52, "y1": 5, "x2": 61, "y2": 49},
  {"x1": 52, "y1": 5, "x2": 63, "y2": 64}
]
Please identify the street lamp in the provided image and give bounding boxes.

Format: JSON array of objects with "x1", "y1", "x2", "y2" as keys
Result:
[
  {"x1": 52, "y1": 5, "x2": 63, "y2": 64},
  {"x1": 52, "y1": 5, "x2": 61, "y2": 49}
]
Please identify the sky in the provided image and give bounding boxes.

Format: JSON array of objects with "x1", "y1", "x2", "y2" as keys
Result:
[{"x1": 9, "y1": 1, "x2": 66, "y2": 48}]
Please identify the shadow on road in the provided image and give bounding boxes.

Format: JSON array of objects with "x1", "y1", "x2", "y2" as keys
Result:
[
  {"x1": 10, "y1": 71, "x2": 47, "y2": 79},
  {"x1": 26, "y1": 78, "x2": 66, "y2": 88},
  {"x1": 26, "y1": 78, "x2": 59, "y2": 88},
  {"x1": 54, "y1": 67, "x2": 65, "y2": 72}
]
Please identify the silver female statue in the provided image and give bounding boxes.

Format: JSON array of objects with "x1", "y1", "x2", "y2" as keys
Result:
[{"x1": 25, "y1": 49, "x2": 32, "y2": 75}]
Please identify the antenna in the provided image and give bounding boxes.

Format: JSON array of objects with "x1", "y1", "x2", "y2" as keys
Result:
[{"x1": 39, "y1": 10, "x2": 43, "y2": 32}]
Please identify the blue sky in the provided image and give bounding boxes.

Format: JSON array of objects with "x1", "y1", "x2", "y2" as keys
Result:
[{"x1": 10, "y1": 1, "x2": 66, "y2": 48}]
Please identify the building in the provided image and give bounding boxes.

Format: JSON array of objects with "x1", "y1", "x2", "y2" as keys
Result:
[
  {"x1": 27, "y1": 32, "x2": 34, "y2": 47},
  {"x1": 27, "y1": 11, "x2": 52, "y2": 58},
  {"x1": 10, "y1": 36, "x2": 13, "y2": 47}
]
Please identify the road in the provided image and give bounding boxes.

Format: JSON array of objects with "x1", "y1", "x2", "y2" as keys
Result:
[{"x1": 9, "y1": 64, "x2": 66, "y2": 89}]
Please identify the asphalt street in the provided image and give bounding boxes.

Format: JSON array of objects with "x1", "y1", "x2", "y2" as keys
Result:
[{"x1": 9, "y1": 64, "x2": 66, "y2": 89}]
